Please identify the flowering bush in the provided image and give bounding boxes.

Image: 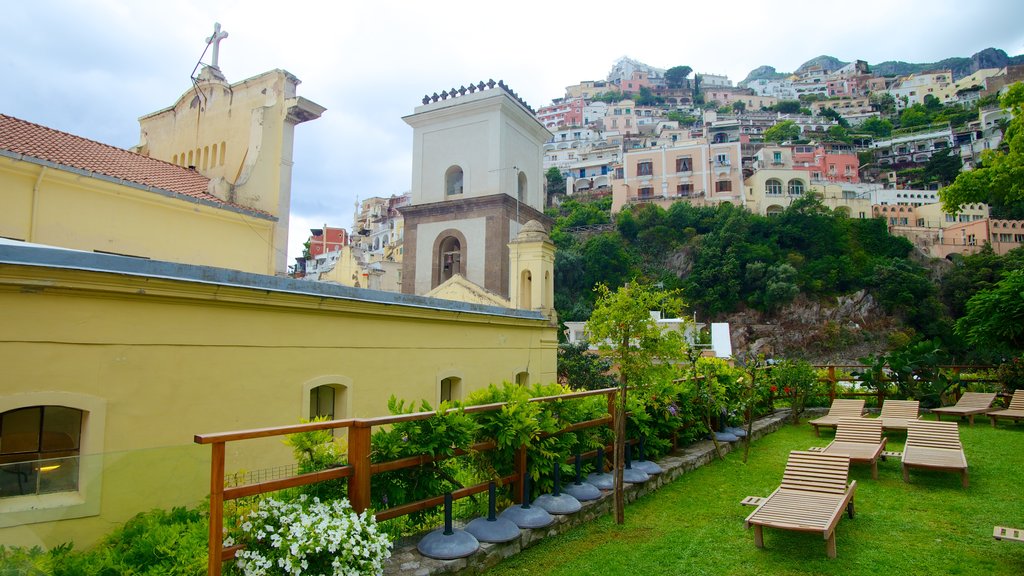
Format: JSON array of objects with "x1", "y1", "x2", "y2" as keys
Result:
[{"x1": 233, "y1": 495, "x2": 391, "y2": 576}]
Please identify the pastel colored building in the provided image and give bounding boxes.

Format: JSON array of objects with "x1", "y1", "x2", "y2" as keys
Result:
[
  {"x1": 1, "y1": 67, "x2": 323, "y2": 277},
  {"x1": 610, "y1": 138, "x2": 744, "y2": 212},
  {"x1": 745, "y1": 147, "x2": 871, "y2": 217},
  {"x1": 888, "y1": 71, "x2": 953, "y2": 108},
  {"x1": 0, "y1": 240, "x2": 556, "y2": 549},
  {"x1": 536, "y1": 98, "x2": 585, "y2": 130},
  {"x1": 791, "y1": 142, "x2": 861, "y2": 183}
]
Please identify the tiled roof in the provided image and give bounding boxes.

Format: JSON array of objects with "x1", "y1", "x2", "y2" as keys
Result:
[{"x1": 0, "y1": 113, "x2": 239, "y2": 210}]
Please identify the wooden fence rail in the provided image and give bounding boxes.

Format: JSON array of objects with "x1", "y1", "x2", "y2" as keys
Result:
[{"x1": 194, "y1": 387, "x2": 619, "y2": 576}]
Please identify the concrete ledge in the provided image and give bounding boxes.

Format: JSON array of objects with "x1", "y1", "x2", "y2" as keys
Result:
[{"x1": 384, "y1": 410, "x2": 793, "y2": 576}]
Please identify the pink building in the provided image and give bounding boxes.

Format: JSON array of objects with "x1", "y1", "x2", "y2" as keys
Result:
[
  {"x1": 618, "y1": 71, "x2": 656, "y2": 94},
  {"x1": 536, "y1": 98, "x2": 585, "y2": 129},
  {"x1": 610, "y1": 139, "x2": 744, "y2": 212},
  {"x1": 791, "y1": 142, "x2": 860, "y2": 183}
]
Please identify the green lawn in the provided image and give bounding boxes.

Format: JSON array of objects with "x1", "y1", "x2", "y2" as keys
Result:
[{"x1": 484, "y1": 417, "x2": 1024, "y2": 576}]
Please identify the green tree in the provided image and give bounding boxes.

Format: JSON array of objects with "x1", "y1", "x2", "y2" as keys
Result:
[
  {"x1": 860, "y1": 116, "x2": 893, "y2": 137},
  {"x1": 633, "y1": 86, "x2": 661, "y2": 106},
  {"x1": 665, "y1": 66, "x2": 693, "y2": 89},
  {"x1": 772, "y1": 100, "x2": 802, "y2": 114},
  {"x1": 587, "y1": 282, "x2": 687, "y2": 524},
  {"x1": 923, "y1": 148, "x2": 962, "y2": 186},
  {"x1": 666, "y1": 111, "x2": 697, "y2": 125},
  {"x1": 764, "y1": 120, "x2": 802, "y2": 143},
  {"x1": 818, "y1": 107, "x2": 850, "y2": 128},
  {"x1": 923, "y1": 93, "x2": 943, "y2": 112},
  {"x1": 557, "y1": 342, "x2": 616, "y2": 390},
  {"x1": 732, "y1": 100, "x2": 746, "y2": 113},
  {"x1": 870, "y1": 92, "x2": 897, "y2": 115},
  {"x1": 827, "y1": 125, "x2": 852, "y2": 143},
  {"x1": 955, "y1": 269, "x2": 1024, "y2": 355},
  {"x1": 545, "y1": 166, "x2": 566, "y2": 196},
  {"x1": 899, "y1": 103, "x2": 931, "y2": 128},
  {"x1": 940, "y1": 82, "x2": 1024, "y2": 214}
]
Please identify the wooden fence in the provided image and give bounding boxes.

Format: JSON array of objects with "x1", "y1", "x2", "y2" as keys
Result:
[
  {"x1": 194, "y1": 387, "x2": 618, "y2": 576},
  {"x1": 193, "y1": 364, "x2": 1002, "y2": 575},
  {"x1": 812, "y1": 364, "x2": 999, "y2": 405}
]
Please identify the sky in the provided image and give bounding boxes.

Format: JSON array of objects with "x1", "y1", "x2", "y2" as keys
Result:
[{"x1": 3, "y1": 1, "x2": 1024, "y2": 266}]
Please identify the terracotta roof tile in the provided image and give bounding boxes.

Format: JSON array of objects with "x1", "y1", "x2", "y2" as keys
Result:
[{"x1": 0, "y1": 114, "x2": 254, "y2": 213}]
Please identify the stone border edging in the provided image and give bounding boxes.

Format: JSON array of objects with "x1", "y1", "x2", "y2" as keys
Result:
[{"x1": 384, "y1": 409, "x2": 793, "y2": 576}]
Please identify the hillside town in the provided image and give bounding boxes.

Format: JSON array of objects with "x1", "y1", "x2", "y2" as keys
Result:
[
  {"x1": 293, "y1": 54, "x2": 1024, "y2": 290},
  {"x1": 2, "y1": 15, "x2": 1024, "y2": 575}
]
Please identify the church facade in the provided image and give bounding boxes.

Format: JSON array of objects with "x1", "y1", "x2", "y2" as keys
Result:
[{"x1": 0, "y1": 31, "x2": 558, "y2": 550}]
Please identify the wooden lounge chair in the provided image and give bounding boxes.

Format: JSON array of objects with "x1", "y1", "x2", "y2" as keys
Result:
[
  {"x1": 988, "y1": 389, "x2": 1024, "y2": 427},
  {"x1": 744, "y1": 451, "x2": 857, "y2": 558},
  {"x1": 817, "y1": 418, "x2": 887, "y2": 479},
  {"x1": 874, "y1": 399, "x2": 921, "y2": 431},
  {"x1": 808, "y1": 399, "x2": 865, "y2": 437},
  {"x1": 902, "y1": 420, "x2": 968, "y2": 488},
  {"x1": 993, "y1": 526, "x2": 1024, "y2": 542},
  {"x1": 933, "y1": 392, "x2": 997, "y2": 426}
]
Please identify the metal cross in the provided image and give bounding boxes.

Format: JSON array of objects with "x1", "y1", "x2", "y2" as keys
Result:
[{"x1": 205, "y1": 22, "x2": 229, "y2": 69}]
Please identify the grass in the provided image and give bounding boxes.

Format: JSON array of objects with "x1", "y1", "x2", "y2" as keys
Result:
[{"x1": 483, "y1": 417, "x2": 1024, "y2": 576}]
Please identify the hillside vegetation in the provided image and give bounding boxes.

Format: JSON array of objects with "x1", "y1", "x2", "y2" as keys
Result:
[{"x1": 548, "y1": 196, "x2": 1024, "y2": 363}]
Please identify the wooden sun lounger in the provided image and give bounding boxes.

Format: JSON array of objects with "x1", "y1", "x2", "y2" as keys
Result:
[
  {"x1": 988, "y1": 390, "x2": 1024, "y2": 427},
  {"x1": 808, "y1": 399, "x2": 866, "y2": 437},
  {"x1": 744, "y1": 451, "x2": 857, "y2": 558},
  {"x1": 818, "y1": 418, "x2": 887, "y2": 479},
  {"x1": 874, "y1": 399, "x2": 921, "y2": 431},
  {"x1": 933, "y1": 392, "x2": 997, "y2": 426},
  {"x1": 902, "y1": 420, "x2": 968, "y2": 488},
  {"x1": 993, "y1": 526, "x2": 1024, "y2": 542}
]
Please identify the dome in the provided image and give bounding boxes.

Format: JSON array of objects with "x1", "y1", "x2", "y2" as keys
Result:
[{"x1": 514, "y1": 220, "x2": 549, "y2": 243}]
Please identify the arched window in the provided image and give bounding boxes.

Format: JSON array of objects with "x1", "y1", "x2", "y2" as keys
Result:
[
  {"x1": 519, "y1": 270, "x2": 532, "y2": 309},
  {"x1": 765, "y1": 179, "x2": 783, "y2": 195},
  {"x1": 0, "y1": 406, "x2": 82, "y2": 497},
  {"x1": 518, "y1": 171, "x2": 527, "y2": 203},
  {"x1": 515, "y1": 372, "x2": 530, "y2": 386},
  {"x1": 438, "y1": 236, "x2": 462, "y2": 283},
  {"x1": 309, "y1": 385, "x2": 337, "y2": 420},
  {"x1": 440, "y1": 377, "x2": 462, "y2": 404},
  {"x1": 766, "y1": 205, "x2": 784, "y2": 217},
  {"x1": 445, "y1": 166, "x2": 464, "y2": 196},
  {"x1": 788, "y1": 179, "x2": 805, "y2": 195}
]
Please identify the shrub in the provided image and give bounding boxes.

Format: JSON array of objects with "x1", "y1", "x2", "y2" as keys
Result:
[
  {"x1": 768, "y1": 359, "x2": 817, "y2": 424},
  {"x1": 232, "y1": 495, "x2": 391, "y2": 576},
  {"x1": 997, "y1": 356, "x2": 1024, "y2": 391}
]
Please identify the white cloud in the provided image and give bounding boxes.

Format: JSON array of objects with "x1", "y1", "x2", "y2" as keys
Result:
[{"x1": 3, "y1": 0, "x2": 1023, "y2": 265}]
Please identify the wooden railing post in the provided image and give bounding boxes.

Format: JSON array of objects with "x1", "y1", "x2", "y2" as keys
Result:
[
  {"x1": 828, "y1": 365, "x2": 837, "y2": 403},
  {"x1": 513, "y1": 445, "x2": 527, "y2": 504},
  {"x1": 208, "y1": 442, "x2": 225, "y2": 576},
  {"x1": 348, "y1": 422, "x2": 372, "y2": 513}
]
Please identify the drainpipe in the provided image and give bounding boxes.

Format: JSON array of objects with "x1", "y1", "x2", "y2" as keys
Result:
[{"x1": 29, "y1": 166, "x2": 48, "y2": 242}]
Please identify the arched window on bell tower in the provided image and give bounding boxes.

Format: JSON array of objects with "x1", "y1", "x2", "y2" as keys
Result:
[
  {"x1": 445, "y1": 165, "x2": 464, "y2": 196},
  {"x1": 438, "y1": 236, "x2": 462, "y2": 284},
  {"x1": 517, "y1": 170, "x2": 527, "y2": 203}
]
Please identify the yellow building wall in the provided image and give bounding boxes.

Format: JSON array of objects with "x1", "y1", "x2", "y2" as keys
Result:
[
  {"x1": 0, "y1": 157, "x2": 277, "y2": 273},
  {"x1": 0, "y1": 260, "x2": 557, "y2": 548}
]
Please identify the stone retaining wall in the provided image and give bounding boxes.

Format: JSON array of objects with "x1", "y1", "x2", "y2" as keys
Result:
[{"x1": 384, "y1": 409, "x2": 794, "y2": 576}]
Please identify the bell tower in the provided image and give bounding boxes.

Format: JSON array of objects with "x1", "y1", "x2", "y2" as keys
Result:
[{"x1": 400, "y1": 80, "x2": 552, "y2": 297}]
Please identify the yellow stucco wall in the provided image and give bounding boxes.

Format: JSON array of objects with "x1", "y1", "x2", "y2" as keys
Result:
[
  {"x1": 0, "y1": 256, "x2": 556, "y2": 548},
  {"x1": 0, "y1": 157, "x2": 277, "y2": 273}
]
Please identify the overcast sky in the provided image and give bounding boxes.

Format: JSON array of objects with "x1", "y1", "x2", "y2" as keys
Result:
[{"x1": 3, "y1": 1, "x2": 1023, "y2": 265}]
